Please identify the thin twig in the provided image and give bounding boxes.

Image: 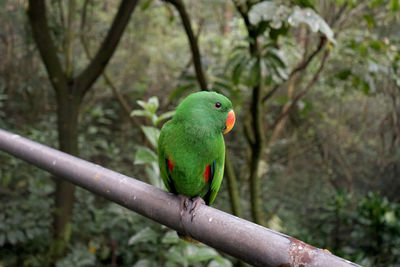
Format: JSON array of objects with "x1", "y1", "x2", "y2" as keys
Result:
[
  {"x1": 164, "y1": 0, "x2": 208, "y2": 91},
  {"x1": 290, "y1": 36, "x2": 327, "y2": 77},
  {"x1": 261, "y1": 84, "x2": 279, "y2": 103},
  {"x1": 261, "y1": 36, "x2": 327, "y2": 104},
  {"x1": 272, "y1": 50, "x2": 330, "y2": 129},
  {"x1": 80, "y1": 0, "x2": 140, "y2": 129}
]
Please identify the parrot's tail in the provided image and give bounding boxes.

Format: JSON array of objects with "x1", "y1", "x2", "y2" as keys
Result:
[{"x1": 177, "y1": 232, "x2": 203, "y2": 245}]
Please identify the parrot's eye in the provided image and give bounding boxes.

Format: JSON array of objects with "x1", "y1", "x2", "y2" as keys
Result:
[{"x1": 214, "y1": 102, "x2": 222, "y2": 109}]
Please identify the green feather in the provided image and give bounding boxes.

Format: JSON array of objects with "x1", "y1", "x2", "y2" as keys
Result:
[{"x1": 158, "y1": 91, "x2": 233, "y2": 205}]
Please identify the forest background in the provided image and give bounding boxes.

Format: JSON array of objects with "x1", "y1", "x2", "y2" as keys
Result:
[{"x1": 0, "y1": 0, "x2": 399, "y2": 266}]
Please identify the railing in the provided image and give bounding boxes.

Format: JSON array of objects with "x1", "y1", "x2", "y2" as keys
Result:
[{"x1": 0, "y1": 128, "x2": 360, "y2": 267}]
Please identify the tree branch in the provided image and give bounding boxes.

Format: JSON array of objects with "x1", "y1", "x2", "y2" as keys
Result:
[
  {"x1": 80, "y1": 0, "x2": 140, "y2": 129},
  {"x1": 165, "y1": 0, "x2": 208, "y2": 91},
  {"x1": 243, "y1": 115, "x2": 255, "y2": 146},
  {"x1": 261, "y1": 36, "x2": 326, "y2": 104},
  {"x1": 64, "y1": 0, "x2": 76, "y2": 78},
  {"x1": 56, "y1": 0, "x2": 66, "y2": 31},
  {"x1": 272, "y1": 50, "x2": 330, "y2": 129},
  {"x1": 261, "y1": 84, "x2": 279, "y2": 103},
  {"x1": 75, "y1": 0, "x2": 139, "y2": 97},
  {"x1": 268, "y1": 76, "x2": 297, "y2": 146},
  {"x1": 27, "y1": 0, "x2": 68, "y2": 93},
  {"x1": 289, "y1": 36, "x2": 327, "y2": 77}
]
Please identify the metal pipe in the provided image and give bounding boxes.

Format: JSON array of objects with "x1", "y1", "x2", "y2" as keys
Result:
[{"x1": 0, "y1": 128, "x2": 360, "y2": 267}]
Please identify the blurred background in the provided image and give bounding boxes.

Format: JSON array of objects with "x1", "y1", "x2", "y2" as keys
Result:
[{"x1": 0, "y1": 0, "x2": 399, "y2": 266}]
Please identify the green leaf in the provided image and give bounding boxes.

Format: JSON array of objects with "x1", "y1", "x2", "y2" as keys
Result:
[
  {"x1": 140, "y1": 0, "x2": 154, "y2": 11},
  {"x1": 137, "y1": 96, "x2": 159, "y2": 114},
  {"x1": 208, "y1": 257, "x2": 233, "y2": 267},
  {"x1": 232, "y1": 57, "x2": 249, "y2": 85},
  {"x1": 211, "y1": 76, "x2": 233, "y2": 91},
  {"x1": 147, "y1": 96, "x2": 159, "y2": 113},
  {"x1": 249, "y1": 2, "x2": 290, "y2": 29},
  {"x1": 231, "y1": 44, "x2": 248, "y2": 53},
  {"x1": 145, "y1": 164, "x2": 165, "y2": 189},
  {"x1": 155, "y1": 111, "x2": 175, "y2": 126},
  {"x1": 226, "y1": 52, "x2": 247, "y2": 76},
  {"x1": 370, "y1": 0, "x2": 384, "y2": 8},
  {"x1": 245, "y1": 58, "x2": 261, "y2": 87},
  {"x1": 134, "y1": 146, "x2": 157, "y2": 165},
  {"x1": 275, "y1": 95, "x2": 290, "y2": 104},
  {"x1": 390, "y1": 0, "x2": 399, "y2": 11},
  {"x1": 165, "y1": 246, "x2": 185, "y2": 265},
  {"x1": 15, "y1": 230, "x2": 25, "y2": 242},
  {"x1": 363, "y1": 14, "x2": 374, "y2": 28},
  {"x1": 7, "y1": 231, "x2": 17, "y2": 245},
  {"x1": 266, "y1": 214, "x2": 285, "y2": 232},
  {"x1": 249, "y1": 1, "x2": 278, "y2": 25},
  {"x1": 169, "y1": 84, "x2": 195, "y2": 100},
  {"x1": 133, "y1": 259, "x2": 157, "y2": 267},
  {"x1": 294, "y1": 0, "x2": 315, "y2": 9},
  {"x1": 384, "y1": 211, "x2": 396, "y2": 224},
  {"x1": 288, "y1": 7, "x2": 335, "y2": 43},
  {"x1": 141, "y1": 126, "x2": 160, "y2": 149},
  {"x1": 130, "y1": 109, "x2": 153, "y2": 119},
  {"x1": 128, "y1": 227, "x2": 159, "y2": 245},
  {"x1": 335, "y1": 69, "x2": 352, "y2": 80},
  {"x1": 264, "y1": 47, "x2": 286, "y2": 68},
  {"x1": 161, "y1": 231, "x2": 179, "y2": 244},
  {"x1": 165, "y1": 262, "x2": 180, "y2": 267},
  {"x1": 274, "y1": 66, "x2": 288, "y2": 81},
  {"x1": 186, "y1": 246, "x2": 219, "y2": 263}
]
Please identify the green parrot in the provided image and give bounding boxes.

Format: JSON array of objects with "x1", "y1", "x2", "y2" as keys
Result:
[{"x1": 158, "y1": 91, "x2": 235, "y2": 214}]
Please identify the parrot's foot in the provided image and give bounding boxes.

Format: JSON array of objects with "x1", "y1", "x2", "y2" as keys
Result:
[
  {"x1": 178, "y1": 195, "x2": 191, "y2": 217},
  {"x1": 189, "y1": 197, "x2": 205, "y2": 222}
]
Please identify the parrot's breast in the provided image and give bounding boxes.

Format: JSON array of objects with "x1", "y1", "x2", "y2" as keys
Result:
[{"x1": 162, "y1": 122, "x2": 224, "y2": 197}]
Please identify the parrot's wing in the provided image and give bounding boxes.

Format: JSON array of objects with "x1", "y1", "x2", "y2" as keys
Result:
[
  {"x1": 158, "y1": 123, "x2": 177, "y2": 194},
  {"x1": 204, "y1": 152, "x2": 225, "y2": 205}
]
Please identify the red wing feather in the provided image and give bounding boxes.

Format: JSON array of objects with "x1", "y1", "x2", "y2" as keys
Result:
[
  {"x1": 168, "y1": 156, "x2": 174, "y2": 171},
  {"x1": 203, "y1": 164, "x2": 211, "y2": 183}
]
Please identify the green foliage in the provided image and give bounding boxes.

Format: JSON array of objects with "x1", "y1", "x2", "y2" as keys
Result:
[
  {"x1": 354, "y1": 192, "x2": 400, "y2": 265},
  {"x1": 249, "y1": 1, "x2": 335, "y2": 42},
  {"x1": 0, "y1": 154, "x2": 53, "y2": 266},
  {"x1": 128, "y1": 228, "x2": 231, "y2": 267},
  {"x1": 224, "y1": 42, "x2": 288, "y2": 89},
  {"x1": 56, "y1": 243, "x2": 96, "y2": 267},
  {"x1": 310, "y1": 191, "x2": 400, "y2": 266},
  {"x1": 131, "y1": 96, "x2": 173, "y2": 189},
  {"x1": 288, "y1": 7, "x2": 334, "y2": 43},
  {"x1": 131, "y1": 97, "x2": 174, "y2": 127}
]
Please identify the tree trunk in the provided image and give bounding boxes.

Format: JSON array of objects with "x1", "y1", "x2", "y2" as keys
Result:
[
  {"x1": 232, "y1": 2, "x2": 266, "y2": 225},
  {"x1": 248, "y1": 82, "x2": 265, "y2": 225},
  {"x1": 27, "y1": 0, "x2": 139, "y2": 258},
  {"x1": 248, "y1": 32, "x2": 265, "y2": 226},
  {"x1": 53, "y1": 90, "x2": 81, "y2": 240}
]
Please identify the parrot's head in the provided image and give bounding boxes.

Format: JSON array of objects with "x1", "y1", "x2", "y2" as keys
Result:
[{"x1": 174, "y1": 91, "x2": 235, "y2": 135}]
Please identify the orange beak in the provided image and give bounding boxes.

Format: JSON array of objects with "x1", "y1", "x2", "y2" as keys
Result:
[{"x1": 224, "y1": 110, "x2": 235, "y2": 134}]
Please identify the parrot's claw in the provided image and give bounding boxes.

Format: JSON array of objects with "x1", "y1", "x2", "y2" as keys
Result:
[
  {"x1": 178, "y1": 195, "x2": 191, "y2": 217},
  {"x1": 189, "y1": 197, "x2": 205, "y2": 222}
]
